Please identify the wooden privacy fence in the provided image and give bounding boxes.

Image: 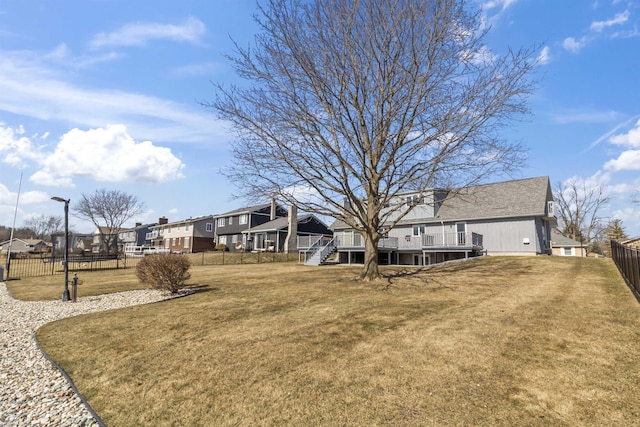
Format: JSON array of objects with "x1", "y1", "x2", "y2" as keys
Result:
[
  {"x1": 4, "y1": 251, "x2": 297, "y2": 279},
  {"x1": 611, "y1": 240, "x2": 640, "y2": 300}
]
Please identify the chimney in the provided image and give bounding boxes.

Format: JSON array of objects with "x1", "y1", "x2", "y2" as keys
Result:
[
  {"x1": 284, "y1": 205, "x2": 298, "y2": 253},
  {"x1": 135, "y1": 222, "x2": 142, "y2": 227},
  {"x1": 270, "y1": 198, "x2": 277, "y2": 221},
  {"x1": 159, "y1": 216, "x2": 168, "y2": 225}
]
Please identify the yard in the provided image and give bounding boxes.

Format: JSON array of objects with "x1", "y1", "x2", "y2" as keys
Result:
[{"x1": 14, "y1": 257, "x2": 640, "y2": 426}]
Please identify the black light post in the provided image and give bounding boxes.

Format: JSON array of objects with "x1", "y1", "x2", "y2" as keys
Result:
[{"x1": 52, "y1": 196, "x2": 71, "y2": 301}]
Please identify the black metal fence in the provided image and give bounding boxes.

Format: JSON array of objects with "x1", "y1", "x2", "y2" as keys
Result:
[
  {"x1": 611, "y1": 240, "x2": 640, "y2": 301},
  {"x1": 3, "y1": 251, "x2": 298, "y2": 279}
]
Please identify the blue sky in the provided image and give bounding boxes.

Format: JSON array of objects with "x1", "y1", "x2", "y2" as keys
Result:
[{"x1": 1, "y1": 0, "x2": 639, "y2": 236}]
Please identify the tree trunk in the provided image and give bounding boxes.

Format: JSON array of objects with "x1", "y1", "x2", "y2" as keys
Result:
[{"x1": 360, "y1": 233, "x2": 381, "y2": 281}]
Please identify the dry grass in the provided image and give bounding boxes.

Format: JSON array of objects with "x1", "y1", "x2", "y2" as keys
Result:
[
  {"x1": 6, "y1": 267, "x2": 147, "y2": 301},
  {"x1": 35, "y1": 257, "x2": 640, "y2": 426}
]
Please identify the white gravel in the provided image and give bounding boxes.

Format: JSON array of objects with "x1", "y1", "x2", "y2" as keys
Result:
[{"x1": 0, "y1": 282, "x2": 180, "y2": 426}]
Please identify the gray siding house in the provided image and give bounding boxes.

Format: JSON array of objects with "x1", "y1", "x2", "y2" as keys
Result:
[
  {"x1": 242, "y1": 209, "x2": 333, "y2": 253},
  {"x1": 214, "y1": 201, "x2": 288, "y2": 252},
  {"x1": 327, "y1": 176, "x2": 556, "y2": 266}
]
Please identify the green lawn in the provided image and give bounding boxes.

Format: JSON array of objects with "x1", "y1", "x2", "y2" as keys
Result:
[{"x1": 35, "y1": 257, "x2": 640, "y2": 426}]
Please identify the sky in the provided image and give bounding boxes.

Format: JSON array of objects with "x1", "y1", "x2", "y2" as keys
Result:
[{"x1": 0, "y1": 0, "x2": 639, "y2": 237}]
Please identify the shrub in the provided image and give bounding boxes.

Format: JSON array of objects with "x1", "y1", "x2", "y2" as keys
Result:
[
  {"x1": 215, "y1": 244, "x2": 229, "y2": 251},
  {"x1": 136, "y1": 254, "x2": 191, "y2": 294}
]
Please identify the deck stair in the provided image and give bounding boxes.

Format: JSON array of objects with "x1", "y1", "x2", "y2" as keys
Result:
[{"x1": 304, "y1": 237, "x2": 337, "y2": 266}]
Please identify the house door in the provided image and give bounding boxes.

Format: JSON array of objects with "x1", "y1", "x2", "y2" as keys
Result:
[
  {"x1": 413, "y1": 254, "x2": 424, "y2": 266},
  {"x1": 456, "y1": 222, "x2": 467, "y2": 245}
]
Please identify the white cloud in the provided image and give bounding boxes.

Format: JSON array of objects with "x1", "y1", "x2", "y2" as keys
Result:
[
  {"x1": 590, "y1": 10, "x2": 630, "y2": 32},
  {"x1": 461, "y1": 46, "x2": 497, "y2": 65},
  {"x1": 609, "y1": 119, "x2": 640, "y2": 147},
  {"x1": 0, "y1": 183, "x2": 51, "y2": 229},
  {"x1": 171, "y1": 61, "x2": 222, "y2": 78},
  {"x1": 479, "y1": 0, "x2": 520, "y2": 29},
  {"x1": 554, "y1": 109, "x2": 622, "y2": 124},
  {"x1": 0, "y1": 51, "x2": 229, "y2": 144},
  {"x1": 599, "y1": 120, "x2": 640, "y2": 171},
  {"x1": 0, "y1": 123, "x2": 44, "y2": 167},
  {"x1": 562, "y1": 36, "x2": 586, "y2": 53},
  {"x1": 28, "y1": 124, "x2": 185, "y2": 187},
  {"x1": 90, "y1": 17, "x2": 206, "y2": 49},
  {"x1": 482, "y1": 0, "x2": 519, "y2": 12},
  {"x1": 604, "y1": 150, "x2": 640, "y2": 171},
  {"x1": 1, "y1": 122, "x2": 185, "y2": 187},
  {"x1": 0, "y1": 183, "x2": 49, "y2": 207},
  {"x1": 536, "y1": 46, "x2": 550, "y2": 65}
]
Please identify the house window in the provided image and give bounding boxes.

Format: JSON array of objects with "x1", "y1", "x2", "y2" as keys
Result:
[
  {"x1": 406, "y1": 195, "x2": 424, "y2": 206},
  {"x1": 413, "y1": 226, "x2": 425, "y2": 236},
  {"x1": 229, "y1": 216, "x2": 233, "y2": 225},
  {"x1": 239, "y1": 214, "x2": 248, "y2": 225},
  {"x1": 563, "y1": 247, "x2": 574, "y2": 256},
  {"x1": 217, "y1": 218, "x2": 225, "y2": 227},
  {"x1": 185, "y1": 224, "x2": 189, "y2": 232},
  {"x1": 219, "y1": 236, "x2": 227, "y2": 245},
  {"x1": 184, "y1": 236, "x2": 190, "y2": 249},
  {"x1": 206, "y1": 223, "x2": 214, "y2": 232},
  {"x1": 456, "y1": 222, "x2": 467, "y2": 245}
]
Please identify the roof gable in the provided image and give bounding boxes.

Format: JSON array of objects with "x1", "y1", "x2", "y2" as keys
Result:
[{"x1": 435, "y1": 176, "x2": 553, "y2": 222}]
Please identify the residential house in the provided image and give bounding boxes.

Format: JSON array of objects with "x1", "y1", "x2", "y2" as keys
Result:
[
  {"x1": 550, "y1": 228, "x2": 587, "y2": 257},
  {"x1": 118, "y1": 222, "x2": 157, "y2": 251},
  {"x1": 51, "y1": 233, "x2": 93, "y2": 256},
  {"x1": 241, "y1": 205, "x2": 333, "y2": 252},
  {"x1": 214, "y1": 201, "x2": 288, "y2": 252},
  {"x1": 0, "y1": 238, "x2": 50, "y2": 255},
  {"x1": 92, "y1": 226, "x2": 124, "y2": 254},
  {"x1": 326, "y1": 176, "x2": 556, "y2": 266},
  {"x1": 622, "y1": 237, "x2": 640, "y2": 248},
  {"x1": 147, "y1": 216, "x2": 215, "y2": 253}
]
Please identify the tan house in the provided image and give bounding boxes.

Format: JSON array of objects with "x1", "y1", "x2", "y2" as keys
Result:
[
  {"x1": 622, "y1": 237, "x2": 640, "y2": 248},
  {"x1": 0, "y1": 238, "x2": 50, "y2": 254},
  {"x1": 147, "y1": 216, "x2": 215, "y2": 253},
  {"x1": 550, "y1": 228, "x2": 587, "y2": 257}
]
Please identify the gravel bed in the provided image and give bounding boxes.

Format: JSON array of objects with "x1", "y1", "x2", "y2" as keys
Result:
[{"x1": 0, "y1": 282, "x2": 180, "y2": 426}]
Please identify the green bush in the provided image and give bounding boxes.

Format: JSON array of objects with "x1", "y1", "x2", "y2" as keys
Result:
[
  {"x1": 215, "y1": 243, "x2": 229, "y2": 251},
  {"x1": 136, "y1": 254, "x2": 191, "y2": 294}
]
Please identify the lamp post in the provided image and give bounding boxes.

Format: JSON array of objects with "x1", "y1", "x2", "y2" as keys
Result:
[{"x1": 52, "y1": 196, "x2": 71, "y2": 301}]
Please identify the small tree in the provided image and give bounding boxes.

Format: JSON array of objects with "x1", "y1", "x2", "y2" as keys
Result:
[
  {"x1": 554, "y1": 179, "x2": 609, "y2": 248},
  {"x1": 75, "y1": 189, "x2": 144, "y2": 254},
  {"x1": 23, "y1": 215, "x2": 63, "y2": 242},
  {"x1": 602, "y1": 218, "x2": 628, "y2": 256},
  {"x1": 136, "y1": 254, "x2": 191, "y2": 294}
]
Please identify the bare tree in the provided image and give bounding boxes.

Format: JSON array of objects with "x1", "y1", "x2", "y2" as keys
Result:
[
  {"x1": 23, "y1": 215, "x2": 63, "y2": 242},
  {"x1": 74, "y1": 189, "x2": 144, "y2": 254},
  {"x1": 554, "y1": 179, "x2": 609, "y2": 249},
  {"x1": 211, "y1": 0, "x2": 537, "y2": 280}
]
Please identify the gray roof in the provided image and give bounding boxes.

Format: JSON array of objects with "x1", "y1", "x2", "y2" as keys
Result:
[
  {"x1": 550, "y1": 228, "x2": 586, "y2": 247},
  {"x1": 243, "y1": 214, "x2": 317, "y2": 233},
  {"x1": 433, "y1": 176, "x2": 552, "y2": 222},
  {"x1": 215, "y1": 203, "x2": 276, "y2": 218},
  {"x1": 331, "y1": 176, "x2": 553, "y2": 229}
]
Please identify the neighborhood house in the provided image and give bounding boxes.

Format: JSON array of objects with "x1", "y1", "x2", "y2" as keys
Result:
[{"x1": 324, "y1": 176, "x2": 556, "y2": 266}]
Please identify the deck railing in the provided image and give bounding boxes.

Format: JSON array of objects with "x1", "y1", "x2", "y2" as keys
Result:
[
  {"x1": 611, "y1": 240, "x2": 640, "y2": 301},
  {"x1": 336, "y1": 232, "x2": 483, "y2": 250}
]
